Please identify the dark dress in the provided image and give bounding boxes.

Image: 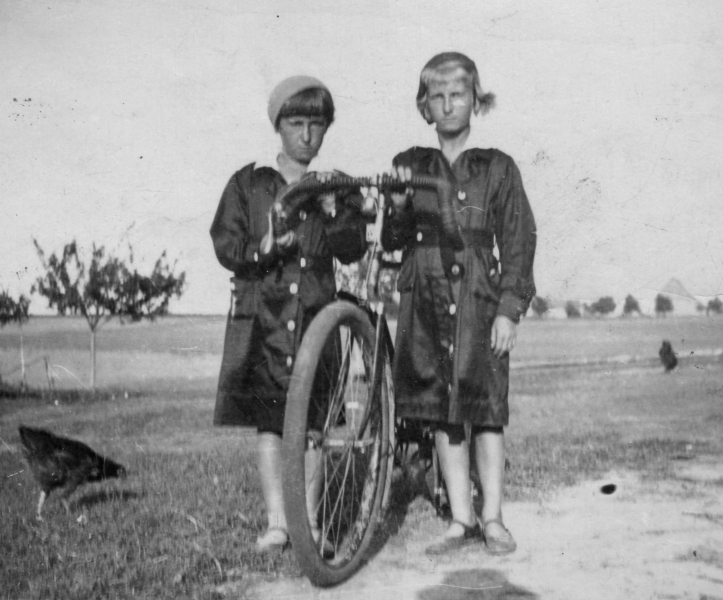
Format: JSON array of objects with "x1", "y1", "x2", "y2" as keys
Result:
[
  {"x1": 211, "y1": 162, "x2": 367, "y2": 434},
  {"x1": 382, "y1": 147, "x2": 536, "y2": 427}
]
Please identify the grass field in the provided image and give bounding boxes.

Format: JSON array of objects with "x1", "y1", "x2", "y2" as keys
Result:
[
  {"x1": 2, "y1": 314, "x2": 722, "y2": 389},
  {"x1": 1, "y1": 315, "x2": 722, "y2": 599}
]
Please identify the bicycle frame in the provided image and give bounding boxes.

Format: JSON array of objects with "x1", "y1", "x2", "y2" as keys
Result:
[
  {"x1": 275, "y1": 173, "x2": 429, "y2": 456},
  {"x1": 281, "y1": 172, "x2": 461, "y2": 585}
]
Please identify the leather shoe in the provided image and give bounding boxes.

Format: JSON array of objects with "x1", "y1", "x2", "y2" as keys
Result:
[
  {"x1": 425, "y1": 520, "x2": 483, "y2": 556},
  {"x1": 255, "y1": 527, "x2": 289, "y2": 553},
  {"x1": 483, "y1": 519, "x2": 516, "y2": 555}
]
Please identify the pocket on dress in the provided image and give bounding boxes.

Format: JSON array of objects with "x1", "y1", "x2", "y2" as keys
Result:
[
  {"x1": 470, "y1": 247, "x2": 500, "y2": 303},
  {"x1": 231, "y1": 278, "x2": 258, "y2": 318}
]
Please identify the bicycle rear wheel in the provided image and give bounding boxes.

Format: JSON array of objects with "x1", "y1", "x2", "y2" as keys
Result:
[{"x1": 283, "y1": 300, "x2": 393, "y2": 587}]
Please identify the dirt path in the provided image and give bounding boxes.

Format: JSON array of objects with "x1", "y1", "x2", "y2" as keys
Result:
[{"x1": 228, "y1": 459, "x2": 723, "y2": 599}]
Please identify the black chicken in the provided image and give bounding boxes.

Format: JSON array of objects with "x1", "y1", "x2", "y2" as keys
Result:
[
  {"x1": 659, "y1": 340, "x2": 678, "y2": 373},
  {"x1": 18, "y1": 425, "x2": 127, "y2": 519}
]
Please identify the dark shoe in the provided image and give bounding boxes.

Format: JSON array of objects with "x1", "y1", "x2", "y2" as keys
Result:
[
  {"x1": 255, "y1": 528, "x2": 289, "y2": 553},
  {"x1": 483, "y1": 519, "x2": 517, "y2": 555},
  {"x1": 425, "y1": 520, "x2": 483, "y2": 556}
]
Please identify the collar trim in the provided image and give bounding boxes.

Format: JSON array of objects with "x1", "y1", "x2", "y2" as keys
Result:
[{"x1": 253, "y1": 149, "x2": 332, "y2": 173}]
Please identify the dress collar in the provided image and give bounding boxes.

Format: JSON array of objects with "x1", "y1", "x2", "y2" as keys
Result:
[{"x1": 254, "y1": 149, "x2": 332, "y2": 173}]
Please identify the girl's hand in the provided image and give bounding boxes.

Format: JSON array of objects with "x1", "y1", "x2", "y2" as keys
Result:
[
  {"x1": 360, "y1": 185, "x2": 378, "y2": 215},
  {"x1": 275, "y1": 230, "x2": 297, "y2": 249},
  {"x1": 260, "y1": 210, "x2": 297, "y2": 255},
  {"x1": 490, "y1": 315, "x2": 517, "y2": 358},
  {"x1": 389, "y1": 164, "x2": 413, "y2": 211},
  {"x1": 316, "y1": 171, "x2": 337, "y2": 216}
]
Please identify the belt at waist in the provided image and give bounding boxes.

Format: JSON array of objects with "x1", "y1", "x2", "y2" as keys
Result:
[
  {"x1": 414, "y1": 227, "x2": 494, "y2": 249},
  {"x1": 233, "y1": 254, "x2": 332, "y2": 280}
]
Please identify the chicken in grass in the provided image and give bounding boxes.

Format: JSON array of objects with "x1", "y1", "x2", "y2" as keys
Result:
[
  {"x1": 18, "y1": 425, "x2": 127, "y2": 519},
  {"x1": 659, "y1": 340, "x2": 678, "y2": 373}
]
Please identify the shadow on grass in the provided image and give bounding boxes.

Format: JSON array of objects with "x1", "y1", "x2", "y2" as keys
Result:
[
  {"x1": 364, "y1": 457, "x2": 439, "y2": 561},
  {"x1": 417, "y1": 569, "x2": 537, "y2": 600},
  {"x1": 74, "y1": 489, "x2": 141, "y2": 509}
]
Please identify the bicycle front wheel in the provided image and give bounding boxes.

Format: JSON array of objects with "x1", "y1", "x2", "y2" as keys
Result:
[{"x1": 283, "y1": 300, "x2": 393, "y2": 587}]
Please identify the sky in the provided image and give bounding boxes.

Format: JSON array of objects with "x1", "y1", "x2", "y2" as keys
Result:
[{"x1": 2, "y1": 0, "x2": 722, "y2": 314}]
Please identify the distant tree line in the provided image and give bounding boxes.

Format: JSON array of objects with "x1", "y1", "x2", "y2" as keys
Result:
[
  {"x1": 529, "y1": 291, "x2": 723, "y2": 319},
  {"x1": 586, "y1": 296, "x2": 616, "y2": 316},
  {"x1": 623, "y1": 295, "x2": 641, "y2": 316},
  {"x1": 654, "y1": 293, "x2": 673, "y2": 317}
]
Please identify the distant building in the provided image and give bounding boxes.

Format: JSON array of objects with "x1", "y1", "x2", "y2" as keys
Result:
[
  {"x1": 633, "y1": 278, "x2": 702, "y2": 316},
  {"x1": 658, "y1": 278, "x2": 700, "y2": 316}
]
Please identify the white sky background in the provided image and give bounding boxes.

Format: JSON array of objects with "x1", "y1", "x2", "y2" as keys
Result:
[{"x1": 1, "y1": 0, "x2": 722, "y2": 314}]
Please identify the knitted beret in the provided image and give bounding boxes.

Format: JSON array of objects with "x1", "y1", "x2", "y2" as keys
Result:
[{"x1": 267, "y1": 75, "x2": 330, "y2": 127}]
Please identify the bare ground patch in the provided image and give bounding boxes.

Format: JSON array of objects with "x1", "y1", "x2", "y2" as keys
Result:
[{"x1": 240, "y1": 466, "x2": 723, "y2": 600}]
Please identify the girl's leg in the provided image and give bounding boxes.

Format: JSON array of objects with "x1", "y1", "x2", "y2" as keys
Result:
[
  {"x1": 425, "y1": 427, "x2": 482, "y2": 554},
  {"x1": 473, "y1": 427, "x2": 516, "y2": 553},
  {"x1": 473, "y1": 427, "x2": 505, "y2": 525},
  {"x1": 256, "y1": 431, "x2": 326, "y2": 548},
  {"x1": 256, "y1": 432, "x2": 288, "y2": 545},
  {"x1": 434, "y1": 428, "x2": 475, "y2": 528}
]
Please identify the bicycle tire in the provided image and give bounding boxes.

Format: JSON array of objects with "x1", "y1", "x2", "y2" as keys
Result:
[{"x1": 283, "y1": 300, "x2": 393, "y2": 587}]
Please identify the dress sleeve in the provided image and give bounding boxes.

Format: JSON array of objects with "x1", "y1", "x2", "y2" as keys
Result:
[
  {"x1": 495, "y1": 156, "x2": 537, "y2": 323},
  {"x1": 322, "y1": 185, "x2": 368, "y2": 265},
  {"x1": 210, "y1": 168, "x2": 266, "y2": 273},
  {"x1": 380, "y1": 153, "x2": 416, "y2": 252}
]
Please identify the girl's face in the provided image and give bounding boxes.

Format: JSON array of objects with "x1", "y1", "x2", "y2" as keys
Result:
[
  {"x1": 426, "y1": 67, "x2": 475, "y2": 136},
  {"x1": 278, "y1": 116, "x2": 328, "y2": 165}
]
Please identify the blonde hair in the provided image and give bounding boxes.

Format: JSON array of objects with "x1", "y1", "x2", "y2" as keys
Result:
[{"x1": 416, "y1": 52, "x2": 495, "y2": 124}]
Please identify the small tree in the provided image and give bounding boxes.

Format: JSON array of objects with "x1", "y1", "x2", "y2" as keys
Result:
[
  {"x1": 530, "y1": 296, "x2": 549, "y2": 318},
  {"x1": 589, "y1": 296, "x2": 616, "y2": 316},
  {"x1": 622, "y1": 294, "x2": 641, "y2": 317},
  {"x1": 0, "y1": 290, "x2": 30, "y2": 386},
  {"x1": 564, "y1": 301, "x2": 581, "y2": 318},
  {"x1": 655, "y1": 293, "x2": 673, "y2": 317},
  {"x1": 33, "y1": 240, "x2": 186, "y2": 388},
  {"x1": 707, "y1": 297, "x2": 723, "y2": 316}
]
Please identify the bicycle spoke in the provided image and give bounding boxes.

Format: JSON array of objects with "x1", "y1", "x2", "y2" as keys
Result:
[
  {"x1": 326, "y1": 445, "x2": 353, "y2": 554},
  {"x1": 322, "y1": 328, "x2": 352, "y2": 433}
]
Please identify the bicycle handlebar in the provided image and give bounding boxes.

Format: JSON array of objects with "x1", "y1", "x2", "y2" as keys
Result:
[{"x1": 271, "y1": 173, "x2": 464, "y2": 252}]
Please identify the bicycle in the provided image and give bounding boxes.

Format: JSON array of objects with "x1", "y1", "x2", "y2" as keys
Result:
[{"x1": 277, "y1": 173, "x2": 458, "y2": 586}]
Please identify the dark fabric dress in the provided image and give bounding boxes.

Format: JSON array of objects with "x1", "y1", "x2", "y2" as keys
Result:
[
  {"x1": 382, "y1": 147, "x2": 536, "y2": 427},
  {"x1": 211, "y1": 163, "x2": 367, "y2": 433}
]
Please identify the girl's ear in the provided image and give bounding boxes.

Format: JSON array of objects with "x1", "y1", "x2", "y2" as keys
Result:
[{"x1": 422, "y1": 104, "x2": 434, "y2": 124}]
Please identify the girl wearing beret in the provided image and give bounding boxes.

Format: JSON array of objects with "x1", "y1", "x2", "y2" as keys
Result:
[
  {"x1": 210, "y1": 76, "x2": 367, "y2": 552},
  {"x1": 383, "y1": 53, "x2": 537, "y2": 556}
]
